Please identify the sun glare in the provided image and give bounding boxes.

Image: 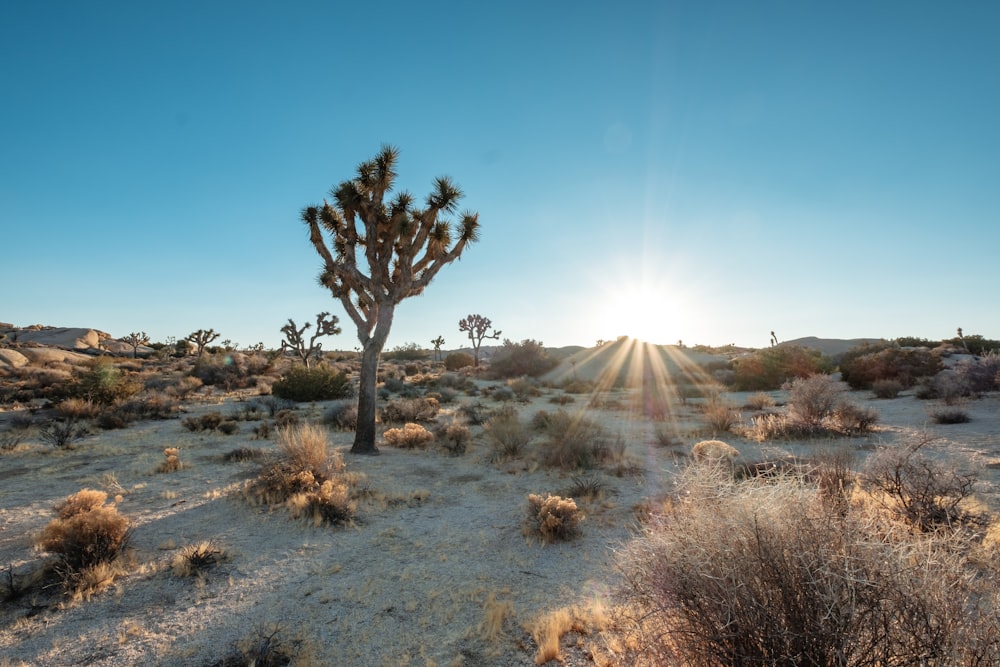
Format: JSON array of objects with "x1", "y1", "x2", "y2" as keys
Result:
[{"x1": 601, "y1": 283, "x2": 685, "y2": 346}]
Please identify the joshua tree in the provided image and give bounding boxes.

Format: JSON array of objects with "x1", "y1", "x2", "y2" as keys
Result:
[
  {"x1": 185, "y1": 329, "x2": 220, "y2": 358},
  {"x1": 300, "y1": 145, "x2": 480, "y2": 454},
  {"x1": 121, "y1": 331, "x2": 150, "y2": 359},
  {"x1": 459, "y1": 314, "x2": 501, "y2": 367},
  {"x1": 770, "y1": 331, "x2": 778, "y2": 347},
  {"x1": 431, "y1": 336, "x2": 446, "y2": 361},
  {"x1": 281, "y1": 312, "x2": 342, "y2": 368}
]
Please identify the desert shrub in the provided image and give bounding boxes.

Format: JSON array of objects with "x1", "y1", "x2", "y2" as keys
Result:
[
  {"x1": 537, "y1": 410, "x2": 610, "y2": 470},
  {"x1": 953, "y1": 351, "x2": 1000, "y2": 393},
  {"x1": 743, "y1": 392, "x2": 775, "y2": 410},
  {"x1": 508, "y1": 376, "x2": 541, "y2": 400},
  {"x1": 615, "y1": 467, "x2": 1000, "y2": 666},
  {"x1": 217, "y1": 419, "x2": 239, "y2": 435},
  {"x1": 444, "y1": 351, "x2": 475, "y2": 371},
  {"x1": 786, "y1": 374, "x2": 844, "y2": 425},
  {"x1": 223, "y1": 446, "x2": 267, "y2": 462},
  {"x1": 260, "y1": 395, "x2": 296, "y2": 417},
  {"x1": 690, "y1": 439, "x2": 740, "y2": 465},
  {"x1": 560, "y1": 379, "x2": 595, "y2": 394},
  {"x1": 71, "y1": 359, "x2": 142, "y2": 405},
  {"x1": 182, "y1": 411, "x2": 225, "y2": 432},
  {"x1": 218, "y1": 624, "x2": 308, "y2": 667},
  {"x1": 323, "y1": 401, "x2": 358, "y2": 430},
  {"x1": 489, "y1": 386, "x2": 516, "y2": 402},
  {"x1": 425, "y1": 387, "x2": 458, "y2": 404},
  {"x1": 383, "y1": 422, "x2": 435, "y2": 449},
  {"x1": 862, "y1": 438, "x2": 980, "y2": 532},
  {"x1": 116, "y1": 391, "x2": 181, "y2": 421},
  {"x1": 163, "y1": 375, "x2": 203, "y2": 399},
  {"x1": 839, "y1": 343, "x2": 942, "y2": 390},
  {"x1": 55, "y1": 398, "x2": 102, "y2": 420},
  {"x1": 931, "y1": 407, "x2": 971, "y2": 424},
  {"x1": 171, "y1": 540, "x2": 227, "y2": 577},
  {"x1": 731, "y1": 345, "x2": 833, "y2": 391},
  {"x1": 271, "y1": 365, "x2": 353, "y2": 402},
  {"x1": 380, "y1": 397, "x2": 440, "y2": 423},
  {"x1": 156, "y1": 447, "x2": 183, "y2": 473},
  {"x1": 872, "y1": 378, "x2": 904, "y2": 398},
  {"x1": 701, "y1": 399, "x2": 739, "y2": 434},
  {"x1": 525, "y1": 494, "x2": 582, "y2": 542},
  {"x1": 488, "y1": 339, "x2": 558, "y2": 378},
  {"x1": 457, "y1": 401, "x2": 489, "y2": 425},
  {"x1": 948, "y1": 333, "x2": 1000, "y2": 355},
  {"x1": 383, "y1": 342, "x2": 428, "y2": 361},
  {"x1": 549, "y1": 393, "x2": 574, "y2": 405},
  {"x1": 437, "y1": 420, "x2": 471, "y2": 456},
  {"x1": 381, "y1": 375, "x2": 407, "y2": 394},
  {"x1": 36, "y1": 489, "x2": 131, "y2": 574},
  {"x1": 832, "y1": 402, "x2": 879, "y2": 434},
  {"x1": 483, "y1": 410, "x2": 531, "y2": 461},
  {"x1": 245, "y1": 423, "x2": 357, "y2": 526},
  {"x1": 39, "y1": 417, "x2": 88, "y2": 449},
  {"x1": 809, "y1": 448, "x2": 856, "y2": 513}
]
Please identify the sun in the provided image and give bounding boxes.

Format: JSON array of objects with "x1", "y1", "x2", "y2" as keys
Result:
[{"x1": 598, "y1": 281, "x2": 687, "y2": 346}]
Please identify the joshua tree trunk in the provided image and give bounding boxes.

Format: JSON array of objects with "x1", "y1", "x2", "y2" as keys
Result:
[{"x1": 351, "y1": 303, "x2": 394, "y2": 454}]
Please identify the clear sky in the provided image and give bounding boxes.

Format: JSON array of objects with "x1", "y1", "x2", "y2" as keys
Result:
[{"x1": 3, "y1": 2, "x2": 998, "y2": 352}]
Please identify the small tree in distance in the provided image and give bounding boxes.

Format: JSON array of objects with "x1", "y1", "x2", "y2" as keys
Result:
[
  {"x1": 459, "y1": 314, "x2": 501, "y2": 367},
  {"x1": 300, "y1": 145, "x2": 481, "y2": 454},
  {"x1": 431, "y1": 336, "x2": 445, "y2": 361},
  {"x1": 121, "y1": 331, "x2": 150, "y2": 359},
  {"x1": 186, "y1": 329, "x2": 220, "y2": 358},
  {"x1": 281, "y1": 312, "x2": 341, "y2": 368}
]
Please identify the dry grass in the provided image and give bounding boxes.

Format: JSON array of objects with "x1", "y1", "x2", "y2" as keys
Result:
[
  {"x1": 529, "y1": 602, "x2": 609, "y2": 665},
  {"x1": 171, "y1": 541, "x2": 228, "y2": 577},
  {"x1": 611, "y1": 464, "x2": 1000, "y2": 666}
]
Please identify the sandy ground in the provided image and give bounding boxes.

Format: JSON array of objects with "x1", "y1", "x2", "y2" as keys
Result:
[{"x1": 1, "y1": 382, "x2": 999, "y2": 666}]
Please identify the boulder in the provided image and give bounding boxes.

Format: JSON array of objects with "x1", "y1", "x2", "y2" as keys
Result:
[
  {"x1": 18, "y1": 348, "x2": 94, "y2": 366},
  {"x1": 0, "y1": 349, "x2": 29, "y2": 368},
  {"x1": 11, "y1": 327, "x2": 102, "y2": 350}
]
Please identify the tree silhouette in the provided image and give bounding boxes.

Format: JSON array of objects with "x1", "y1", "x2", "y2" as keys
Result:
[
  {"x1": 185, "y1": 329, "x2": 220, "y2": 358},
  {"x1": 459, "y1": 314, "x2": 501, "y2": 367},
  {"x1": 281, "y1": 312, "x2": 341, "y2": 368},
  {"x1": 121, "y1": 331, "x2": 149, "y2": 359},
  {"x1": 301, "y1": 145, "x2": 480, "y2": 454},
  {"x1": 431, "y1": 336, "x2": 446, "y2": 361}
]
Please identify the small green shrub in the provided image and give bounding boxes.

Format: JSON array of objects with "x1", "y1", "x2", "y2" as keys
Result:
[
  {"x1": 537, "y1": 410, "x2": 610, "y2": 470},
  {"x1": 444, "y1": 352, "x2": 475, "y2": 371},
  {"x1": 489, "y1": 339, "x2": 557, "y2": 378},
  {"x1": 380, "y1": 397, "x2": 440, "y2": 423},
  {"x1": 272, "y1": 365, "x2": 353, "y2": 402},
  {"x1": 72, "y1": 359, "x2": 142, "y2": 405}
]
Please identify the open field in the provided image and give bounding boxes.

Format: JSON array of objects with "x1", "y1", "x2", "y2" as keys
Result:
[{"x1": 2, "y1": 343, "x2": 1000, "y2": 666}]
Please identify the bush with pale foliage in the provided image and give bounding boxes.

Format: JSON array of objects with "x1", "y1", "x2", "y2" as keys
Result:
[
  {"x1": 383, "y1": 422, "x2": 435, "y2": 449},
  {"x1": 525, "y1": 493, "x2": 583, "y2": 542},
  {"x1": 36, "y1": 489, "x2": 131, "y2": 580}
]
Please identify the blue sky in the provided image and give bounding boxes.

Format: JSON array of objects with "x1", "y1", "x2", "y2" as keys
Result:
[{"x1": 3, "y1": 2, "x2": 998, "y2": 351}]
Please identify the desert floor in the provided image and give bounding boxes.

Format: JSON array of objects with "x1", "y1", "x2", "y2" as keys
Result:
[{"x1": 2, "y1": 380, "x2": 999, "y2": 666}]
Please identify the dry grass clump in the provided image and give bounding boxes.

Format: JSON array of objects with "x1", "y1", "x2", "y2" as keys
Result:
[
  {"x1": 611, "y1": 464, "x2": 1000, "y2": 666},
  {"x1": 437, "y1": 419, "x2": 471, "y2": 455},
  {"x1": 525, "y1": 494, "x2": 583, "y2": 543},
  {"x1": 171, "y1": 540, "x2": 228, "y2": 577},
  {"x1": 156, "y1": 447, "x2": 183, "y2": 473},
  {"x1": 383, "y1": 422, "x2": 435, "y2": 449},
  {"x1": 743, "y1": 391, "x2": 776, "y2": 410},
  {"x1": 529, "y1": 602, "x2": 609, "y2": 665},
  {"x1": 216, "y1": 623, "x2": 312, "y2": 667},
  {"x1": 36, "y1": 489, "x2": 131, "y2": 595},
  {"x1": 536, "y1": 410, "x2": 611, "y2": 470},
  {"x1": 700, "y1": 398, "x2": 739, "y2": 434},
  {"x1": 380, "y1": 396, "x2": 440, "y2": 423},
  {"x1": 743, "y1": 375, "x2": 878, "y2": 441},
  {"x1": 690, "y1": 439, "x2": 740, "y2": 465},
  {"x1": 245, "y1": 423, "x2": 357, "y2": 526},
  {"x1": 55, "y1": 397, "x2": 102, "y2": 420},
  {"x1": 484, "y1": 410, "x2": 531, "y2": 461}
]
